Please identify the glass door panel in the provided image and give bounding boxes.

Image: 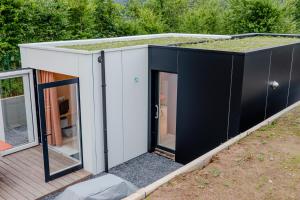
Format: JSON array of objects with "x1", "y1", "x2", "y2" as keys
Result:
[
  {"x1": 0, "y1": 69, "x2": 38, "y2": 155},
  {"x1": 157, "y1": 72, "x2": 177, "y2": 151},
  {"x1": 38, "y1": 78, "x2": 82, "y2": 181}
]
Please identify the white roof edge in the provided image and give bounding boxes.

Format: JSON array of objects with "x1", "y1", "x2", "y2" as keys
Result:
[{"x1": 19, "y1": 33, "x2": 231, "y2": 54}]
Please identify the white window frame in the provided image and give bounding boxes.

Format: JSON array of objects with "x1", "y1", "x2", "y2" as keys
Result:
[{"x1": 0, "y1": 69, "x2": 39, "y2": 156}]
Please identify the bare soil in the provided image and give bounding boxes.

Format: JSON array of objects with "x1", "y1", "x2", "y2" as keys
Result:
[{"x1": 149, "y1": 106, "x2": 300, "y2": 200}]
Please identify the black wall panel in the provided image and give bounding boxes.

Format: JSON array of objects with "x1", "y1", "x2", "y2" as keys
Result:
[
  {"x1": 288, "y1": 44, "x2": 300, "y2": 105},
  {"x1": 175, "y1": 49, "x2": 233, "y2": 164},
  {"x1": 266, "y1": 46, "x2": 294, "y2": 117},
  {"x1": 228, "y1": 55, "x2": 244, "y2": 138},
  {"x1": 148, "y1": 41, "x2": 300, "y2": 165},
  {"x1": 240, "y1": 50, "x2": 271, "y2": 132},
  {"x1": 149, "y1": 46, "x2": 178, "y2": 73}
]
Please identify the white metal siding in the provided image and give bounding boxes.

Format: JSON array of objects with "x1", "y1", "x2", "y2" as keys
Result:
[
  {"x1": 20, "y1": 47, "x2": 98, "y2": 174},
  {"x1": 20, "y1": 47, "x2": 79, "y2": 76},
  {"x1": 105, "y1": 51, "x2": 124, "y2": 168},
  {"x1": 92, "y1": 53, "x2": 105, "y2": 173},
  {"x1": 122, "y1": 48, "x2": 148, "y2": 161},
  {"x1": 105, "y1": 47, "x2": 148, "y2": 168}
]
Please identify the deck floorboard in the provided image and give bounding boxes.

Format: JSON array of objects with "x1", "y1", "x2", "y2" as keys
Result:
[{"x1": 0, "y1": 146, "x2": 91, "y2": 200}]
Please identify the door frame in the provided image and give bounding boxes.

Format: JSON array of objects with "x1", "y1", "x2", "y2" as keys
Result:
[
  {"x1": 38, "y1": 78, "x2": 83, "y2": 182},
  {"x1": 0, "y1": 69, "x2": 39, "y2": 155},
  {"x1": 150, "y1": 70, "x2": 177, "y2": 154}
]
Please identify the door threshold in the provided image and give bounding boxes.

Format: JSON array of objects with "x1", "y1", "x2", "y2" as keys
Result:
[{"x1": 154, "y1": 148, "x2": 175, "y2": 160}]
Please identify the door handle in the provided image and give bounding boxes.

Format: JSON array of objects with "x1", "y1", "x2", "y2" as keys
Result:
[
  {"x1": 269, "y1": 81, "x2": 279, "y2": 90},
  {"x1": 155, "y1": 105, "x2": 159, "y2": 119}
]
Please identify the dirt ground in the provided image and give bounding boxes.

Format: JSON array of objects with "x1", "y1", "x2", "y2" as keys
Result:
[{"x1": 149, "y1": 106, "x2": 300, "y2": 200}]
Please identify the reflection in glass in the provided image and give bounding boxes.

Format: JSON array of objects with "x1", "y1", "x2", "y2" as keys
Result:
[
  {"x1": 0, "y1": 77, "x2": 34, "y2": 148},
  {"x1": 43, "y1": 83, "x2": 82, "y2": 175},
  {"x1": 158, "y1": 72, "x2": 177, "y2": 150}
]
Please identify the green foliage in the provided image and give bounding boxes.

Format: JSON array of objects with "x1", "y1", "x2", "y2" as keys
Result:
[
  {"x1": 285, "y1": 0, "x2": 300, "y2": 30},
  {"x1": 1, "y1": 0, "x2": 299, "y2": 97},
  {"x1": 66, "y1": 0, "x2": 96, "y2": 39},
  {"x1": 123, "y1": 0, "x2": 166, "y2": 34},
  {"x1": 224, "y1": 0, "x2": 297, "y2": 34},
  {"x1": 0, "y1": 77, "x2": 24, "y2": 98},
  {"x1": 93, "y1": 0, "x2": 126, "y2": 37},
  {"x1": 145, "y1": 0, "x2": 189, "y2": 31},
  {"x1": 178, "y1": 0, "x2": 224, "y2": 34},
  {"x1": 1, "y1": 0, "x2": 300, "y2": 74}
]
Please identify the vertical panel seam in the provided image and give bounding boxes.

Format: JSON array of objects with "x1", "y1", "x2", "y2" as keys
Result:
[
  {"x1": 286, "y1": 47, "x2": 295, "y2": 107},
  {"x1": 121, "y1": 50, "x2": 125, "y2": 162},
  {"x1": 264, "y1": 51, "x2": 272, "y2": 119},
  {"x1": 91, "y1": 53, "x2": 98, "y2": 172},
  {"x1": 176, "y1": 49, "x2": 179, "y2": 72},
  {"x1": 226, "y1": 55, "x2": 234, "y2": 140}
]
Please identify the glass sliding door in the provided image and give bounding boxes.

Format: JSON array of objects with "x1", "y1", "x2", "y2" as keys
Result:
[
  {"x1": 38, "y1": 78, "x2": 83, "y2": 182},
  {"x1": 0, "y1": 69, "x2": 38, "y2": 155},
  {"x1": 157, "y1": 72, "x2": 177, "y2": 152}
]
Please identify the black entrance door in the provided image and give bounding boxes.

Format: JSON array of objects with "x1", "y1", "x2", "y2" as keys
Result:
[
  {"x1": 151, "y1": 71, "x2": 178, "y2": 153},
  {"x1": 38, "y1": 78, "x2": 83, "y2": 182}
]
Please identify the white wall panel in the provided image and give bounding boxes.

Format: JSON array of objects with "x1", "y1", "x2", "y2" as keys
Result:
[
  {"x1": 122, "y1": 48, "x2": 148, "y2": 161},
  {"x1": 20, "y1": 48, "x2": 79, "y2": 76},
  {"x1": 92, "y1": 53, "x2": 105, "y2": 173},
  {"x1": 77, "y1": 54, "x2": 98, "y2": 173},
  {"x1": 105, "y1": 51, "x2": 124, "y2": 168}
]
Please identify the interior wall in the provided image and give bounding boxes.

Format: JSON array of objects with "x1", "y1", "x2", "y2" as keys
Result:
[
  {"x1": 39, "y1": 71, "x2": 77, "y2": 128},
  {"x1": 166, "y1": 74, "x2": 177, "y2": 135},
  {"x1": 159, "y1": 73, "x2": 177, "y2": 136}
]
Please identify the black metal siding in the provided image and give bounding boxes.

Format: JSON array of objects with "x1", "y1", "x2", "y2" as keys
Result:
[
  {"x1": 148, "y1": 41, "x2": 300, "y2": 165},
  {"x1": 240, "y1": 50, "x2": 271, "y2": 132},
  {"x1": 228, "y1": 55, "x2": 244, "y2": 138},
  {"x1": 266, "y1": 46, "x2": 294, "y2": 117},
  {"x1": 148, "y1": 47, "x2": 178, "y2": 73},
  {"x1": 175, "y1": 49, "x2": 233, "y2": 164},
  {"x1": 287, "y1": 44, "x2": 300, "y2": 105}
]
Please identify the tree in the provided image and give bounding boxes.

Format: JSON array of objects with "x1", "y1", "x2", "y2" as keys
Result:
[
  {"x1": 93, "y1": 0, "x2": 125, "y2": 37},
  {"x1": 123, "y1": 0, "x2": 166, "y2": 34},
  {"x1": 66, "y1": 0, "x2": 96, "y2": 39},
  {"x1": 178, "y1": 0, "x2": 224, "y2": 34},
  {"x1": 145, "y1": 0, "x2": 189, "y2": 31},
  {"x1": 285, "y1": 0, "x2": 300, "y2": 31},
  {"x1": 224, "y1": 0, "x2": 296, "y2": 34}
]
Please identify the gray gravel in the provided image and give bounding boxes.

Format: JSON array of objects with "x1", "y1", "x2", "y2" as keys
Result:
[
  {"x1": 43, "y1": 152, "x2": 182, "y2": 199},
  {"x1": 100, "y1": 152, "x2": 182, "y2": 188}
]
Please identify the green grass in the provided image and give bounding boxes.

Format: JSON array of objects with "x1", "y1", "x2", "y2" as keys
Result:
[
  {"x1": 180, "y1": 36, "x2": 300, "y2": 52},
  {"x1": 60, "y1": 37, "x2": 205, "y2": 51},
  {"x1": 209, "y1": 167, "x2": 221, "y2": 177}
]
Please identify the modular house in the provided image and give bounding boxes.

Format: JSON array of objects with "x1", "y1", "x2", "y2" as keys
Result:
[{"x1": 1, "y1": 33, "x2": 299, "y2": 182}]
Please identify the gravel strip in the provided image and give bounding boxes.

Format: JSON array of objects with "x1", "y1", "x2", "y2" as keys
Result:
[
  {"x1": 43, "y1": 152, "x2": 182, "y2": 199},
  {"x1": 101, "y1": 152, "x2": 182, "y2": 188}
]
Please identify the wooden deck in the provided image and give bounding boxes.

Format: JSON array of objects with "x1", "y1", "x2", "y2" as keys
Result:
[{"x1": 0, "y1": 146, "x2": 91, "y2": 200}]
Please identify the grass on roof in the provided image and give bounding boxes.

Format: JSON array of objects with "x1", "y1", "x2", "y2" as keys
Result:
[
  {"x1": 60, "y1": 37, "x2": 206, "y2": 51},
  {"x1": 179, "y1": 36, "x2": 300, "y2": 52}
]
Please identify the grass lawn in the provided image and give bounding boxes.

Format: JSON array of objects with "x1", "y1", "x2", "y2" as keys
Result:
[
  {"x1": 149, "y1": 105, "x2": 300, "y2": 200},
  {"x1": 60, "y1": 37, "x2": 205, "y2": 51},
  {"x1": 180, "y1": 36, "x2": 300, "y2": 52}
]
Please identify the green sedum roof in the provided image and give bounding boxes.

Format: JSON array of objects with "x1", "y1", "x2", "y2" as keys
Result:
[
  {"x1": 179, "y1": 36, "x2": 300, "y2": 52},
  {"x1": 60, "y1": 37, "x2": 206, "y2": 51}
]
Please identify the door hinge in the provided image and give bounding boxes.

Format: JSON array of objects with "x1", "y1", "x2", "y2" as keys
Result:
[{"x1": 98, "y1": 56, "x2": 103, "y2": 64}]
